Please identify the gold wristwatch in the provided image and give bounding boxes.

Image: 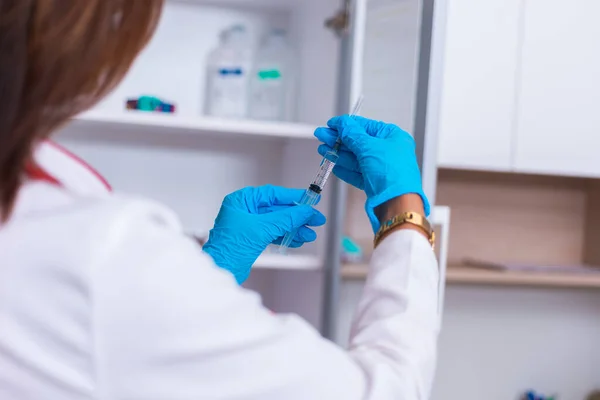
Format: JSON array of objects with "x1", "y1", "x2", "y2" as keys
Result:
[{"x1": 374, "y1": 211, "x2": 435, "y2": 249}]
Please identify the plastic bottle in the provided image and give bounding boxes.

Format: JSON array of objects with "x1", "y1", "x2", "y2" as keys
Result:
[
  {"x1": 249, "y1": 29, "x2": 292, "y2": 121},
  {"x1": 205, "y1": 25, "x2": 253, "y2": 118}
]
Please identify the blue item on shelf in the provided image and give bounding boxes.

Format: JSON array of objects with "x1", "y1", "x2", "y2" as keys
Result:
[
  {"x1": 126, "y1": 95, "x2": 176, "y2": 113},
  {"x1": 524, "y1": 390, "x2": 556, "y2": 400},
  {"x1": 341, "y1": 236, "x2": 363, "y2": 263}
]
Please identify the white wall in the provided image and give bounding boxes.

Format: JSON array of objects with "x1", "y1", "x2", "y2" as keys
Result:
[{"x1": 337, "y1": 281, "x2": 600, "y2": 399}]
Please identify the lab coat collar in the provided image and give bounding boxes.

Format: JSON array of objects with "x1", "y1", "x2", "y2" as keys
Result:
[
  {"x1": 28, "y1": 141, "x2": 112, "y2": 197},
  {"x1": 6, "y1": 141, "x2": 112, "y2": 222}
]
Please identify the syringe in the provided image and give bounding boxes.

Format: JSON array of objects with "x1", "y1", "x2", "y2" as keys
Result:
[{"x1": 279, "y1": 95, "x2": 364, "y2": 253}]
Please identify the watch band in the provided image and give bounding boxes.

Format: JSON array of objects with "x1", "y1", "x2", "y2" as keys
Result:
[{"x1": 374, "y1": 211, "x2": 435, "y2": 249}]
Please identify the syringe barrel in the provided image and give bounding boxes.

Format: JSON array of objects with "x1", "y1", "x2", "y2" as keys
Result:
[
  {"x1": 278, "y1": 188, "x2": 320, "y2": 252},
  {"x1": 298, "y1": 188, "x2": 320, "y2": 206},
  {"x1": 310, "y1": 153, "x2": 338, "y2": 191}
]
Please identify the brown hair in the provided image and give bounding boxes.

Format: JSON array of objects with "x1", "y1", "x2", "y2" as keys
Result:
[{"x1": 0, "y1": 0, "x2": 163, "y2": 220}]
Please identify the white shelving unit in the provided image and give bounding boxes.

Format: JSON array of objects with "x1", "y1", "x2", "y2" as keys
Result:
[{"x1": 56, "y1": 0, "x2": 349, "y2": 329}]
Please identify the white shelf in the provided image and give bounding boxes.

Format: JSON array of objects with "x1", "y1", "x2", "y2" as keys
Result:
[
  {"x1": 445, "y1": 265, "x2": 600, "y2": 289},
  {"x1": 254, "y1": 254, "x2": 321, "y2": 270},
  {"x1": 64, "y1": 110, "x2": 316, "y2": 141},
  {"x1": 341, "y1": 263, "x2": 600, "y2": 289}
]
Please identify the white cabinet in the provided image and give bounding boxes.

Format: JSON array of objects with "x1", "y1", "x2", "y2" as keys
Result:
[
  {"x1": 437, "y1": 0, "x2": 520, "y2": 171},
  {"x1": 438, "y1": 0, "x2": 600, "y2": 178},
  {"x1": 514, "y1": 0, "x2": 600, "y2": 178}
]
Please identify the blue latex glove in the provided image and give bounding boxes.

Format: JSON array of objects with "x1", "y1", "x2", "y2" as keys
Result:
[
  {"x1": 314, "y1": 115, "x2": 430, "y2": 233},
  {"x1": 203, "y1": 185, "x2": 326, "y2": 284}
]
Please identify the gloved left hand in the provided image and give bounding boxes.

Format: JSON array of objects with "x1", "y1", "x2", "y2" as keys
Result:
[{"x1": 203, "y1": 185, "x2": 326, "y2": 284}]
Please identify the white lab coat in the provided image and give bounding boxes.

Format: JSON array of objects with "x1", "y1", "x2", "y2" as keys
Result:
[{"x1": 0, "y1": 142, "x2": 440, "y2": 400}]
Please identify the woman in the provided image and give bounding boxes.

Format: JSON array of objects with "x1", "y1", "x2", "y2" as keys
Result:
[{"x1": 0, "y1": 1, "x2": 439, "y2": 399}]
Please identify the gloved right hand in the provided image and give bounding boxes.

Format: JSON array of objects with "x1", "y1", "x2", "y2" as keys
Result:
[{"x1": 314, "y1": 115, "x2": 430, "y2": 233}]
